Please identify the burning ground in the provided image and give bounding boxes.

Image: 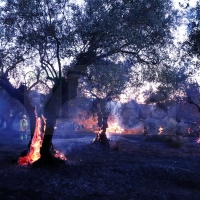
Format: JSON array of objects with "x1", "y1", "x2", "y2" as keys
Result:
[{"x1": 1, "y1": 130, "x2": 200, "y2": 200}]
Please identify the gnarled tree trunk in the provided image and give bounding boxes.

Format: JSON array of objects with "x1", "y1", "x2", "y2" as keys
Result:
[
  {"x1": 95, "y1": 115, "x2": 109, "y2": 146},
  {"x1": 38, "y1": 77, "x2": 79, "y2": 162},
  {"x1": 37, "y1": 51, "x2": 96, "y2": 164},
  {"x1": 94, "y1": 98, "x2": 110, "y2": 146}
]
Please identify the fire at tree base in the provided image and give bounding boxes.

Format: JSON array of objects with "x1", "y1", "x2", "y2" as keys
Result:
[
  {"x1": 18, "y1": 116, "x2": 67, "y2": 166},
  {"x1": 93, "y1": 131, "x2": 110, "y2": 147}
]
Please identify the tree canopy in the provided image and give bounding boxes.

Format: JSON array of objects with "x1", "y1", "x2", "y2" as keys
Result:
[{"x1": 0, "y1": 0, "x2": 176, "y2": 162}]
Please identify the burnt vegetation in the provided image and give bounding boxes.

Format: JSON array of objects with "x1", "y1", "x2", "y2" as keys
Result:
[{"x1": 1, "y1": 0, "x2": 200, "y2": 199}]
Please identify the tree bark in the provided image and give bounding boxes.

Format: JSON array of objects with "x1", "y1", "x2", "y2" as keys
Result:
[
  {"x1": 94, "y1": 98, "x2": 110, "y2": 146},
  {"x1": 39, "y1": 77, "x2": 79, "y2": 161},
  {"x1": 38, "y1": 51, "x2": 96, "y2": 163},
  {"x1": 95, "y1": 115, "x2": 109, "y2": 146}
]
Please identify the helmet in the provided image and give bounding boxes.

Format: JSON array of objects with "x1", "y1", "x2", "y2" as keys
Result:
[{"x1": 23, "y1": 115, "x2": 26, "y2": 119}]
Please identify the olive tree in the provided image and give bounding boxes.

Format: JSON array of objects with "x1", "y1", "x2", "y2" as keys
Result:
[
  {"x1": 0, "y1": 0, "x2": 175, "y2": 164},
  {"x1": 78, "y1": 60, "x2": 133, "y2": 144}
]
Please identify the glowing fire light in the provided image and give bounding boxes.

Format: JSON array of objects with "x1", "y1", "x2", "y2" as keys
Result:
[
  {"x1": 107, "y1": 122, "x2": 124, "y2": 133},
  {"x1": 158, "y1": 126, "x2": 164, "y2": 135},
  {"x1": 187, "y1": 127, "x2": 191, "y2": 134},
  {"x1": 18, "y1": 117, "x2": 42, "y2": 165},
  {"x1": 54, "y1": 150, "x2": 67, "y2": 161},
  {"x1": 74, "y1": 114, "x2": 145, "y2": 134},
  {"x1": 18, "y1": 116, "x2": 67, "y2": 165}
]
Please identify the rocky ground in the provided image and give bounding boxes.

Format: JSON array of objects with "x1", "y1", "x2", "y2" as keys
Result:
[{"x1": 0, "y1": 130, "x2": 200, "y2": 200}]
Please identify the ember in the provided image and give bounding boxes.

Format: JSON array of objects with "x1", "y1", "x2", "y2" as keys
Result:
[
  {"x1": 18, "y1": 117, "x2": 43, "y2": 165},
  {"x1": 187, "y1": 127, "x2": 191, "y2": 134},
  {"x1": 158, "y1": 126, "x2": 164, "y2": 135},
  {"x1": 54, "y1": 150, "x2": 67, "y2": 161}
]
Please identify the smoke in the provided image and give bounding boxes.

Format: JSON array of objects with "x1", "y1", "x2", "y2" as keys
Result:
[
  {"x1": 130, "y1": 124, "x2": 144, "y2": 134},
  {"x1": 107, "y1": 101, "x2": 124, "y2": 125}
]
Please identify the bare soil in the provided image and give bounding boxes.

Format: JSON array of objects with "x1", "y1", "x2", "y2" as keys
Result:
[{"x1": 1, "y1": 130, "x2": 200, "y2": 200}]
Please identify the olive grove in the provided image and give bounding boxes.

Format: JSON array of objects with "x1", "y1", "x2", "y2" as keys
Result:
[{"x1": 0, "y1": 0, "x2": 175, "y2": 164}]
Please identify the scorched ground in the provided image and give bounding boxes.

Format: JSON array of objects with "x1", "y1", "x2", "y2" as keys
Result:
[{"x1": 0, "y1": 130, "x2": 200, "y2": 199}]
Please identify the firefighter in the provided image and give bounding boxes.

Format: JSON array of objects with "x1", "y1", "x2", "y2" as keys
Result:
[{"x1": 20, "y1": 115, "x2": 28, "y2": 140}]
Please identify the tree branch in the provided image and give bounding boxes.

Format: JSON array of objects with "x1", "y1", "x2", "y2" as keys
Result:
[
  {"x1": 42, "y1": 60, "x2": 57, "y2": 79},
  {"x1": 54, "y1": 37, "x2": 62, "y2": 78}
]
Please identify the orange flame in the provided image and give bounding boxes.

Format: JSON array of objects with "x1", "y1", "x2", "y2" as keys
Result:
[
  {"x1": 18, "y1": 116, "x2": 67, "y2": 165},
  {"x1": 73, "y1": 113, "x2": 145, "y2": 134},
  {"x1": 73, "y1": 112, "x2": 98, "y2": 131},
  {"x1": 187, "y1": 127, "x2": 191, "y2": 134},
  {"x1": 158, "y1": 126, "x2": 164, "y2": 135},
  {"x1": 18, "y1": 117, "x2": 43, "y2": 165},
  {"x1": 107, "y1": 122, "x2": 124, "y2": 133}
]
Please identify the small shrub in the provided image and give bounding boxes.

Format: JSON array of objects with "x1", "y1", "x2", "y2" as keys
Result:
[
  {"x1": 165, "y1": 135, "x2": 187, "y2": 148},
  {"x1": 145, "y1": 135, "x2": 187, "y2": 148},
  {"x1": 145, "y1": 135, "x2": 166, "y2": 142}
]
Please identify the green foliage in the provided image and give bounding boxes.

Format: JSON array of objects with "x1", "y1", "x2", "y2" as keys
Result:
[
  {"x1": 80, "y1": 60, "x2": 131, "y2": 100},
  {"x1": 145, "y1": 65, "x2": 189, "y2": 104},
  {"x1": 74, "y1": 0, "x2": 174, "y2": 60},
  {"x1": 186, "y1": 3, "x2": 200, "y2": 57},
  {"x1": 2, "y1": 0, "x2": 175, "y2": 85}
]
